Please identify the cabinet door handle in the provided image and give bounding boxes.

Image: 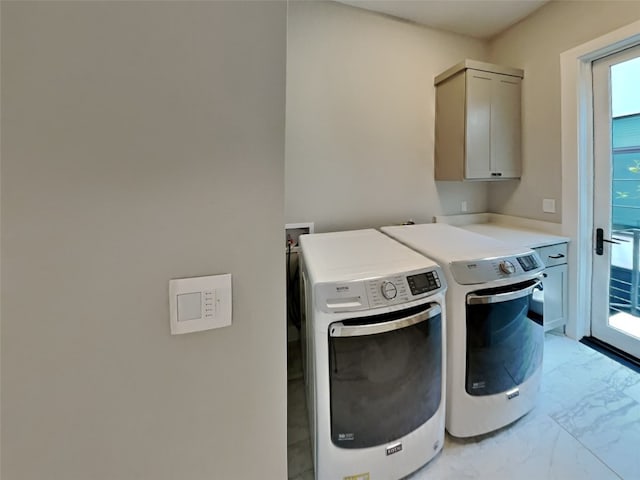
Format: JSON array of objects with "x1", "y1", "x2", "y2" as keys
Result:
[
  {"x1": 548, "y1": 253, "x2": 565, "y2": 259},
  {"x1": 491, "y1": 172, "x2": 503, "y2": 177}
]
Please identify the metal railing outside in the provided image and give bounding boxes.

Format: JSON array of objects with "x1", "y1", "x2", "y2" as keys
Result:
[{"x1": 610, "y1": 228, "x2": 640, "y2": 316}]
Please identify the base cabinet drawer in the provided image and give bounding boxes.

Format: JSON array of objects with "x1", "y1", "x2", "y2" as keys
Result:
[{"x1": 536, "y1": 243, "x2": 568, "y2": 268}]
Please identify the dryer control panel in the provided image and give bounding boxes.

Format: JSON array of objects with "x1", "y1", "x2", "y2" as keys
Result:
[
  {"x1": 315, "y1": 267, "x2": 446, "y2": 313},
  {"x1": 450, "y1": 252, "x2": 544, "y2": 285}
]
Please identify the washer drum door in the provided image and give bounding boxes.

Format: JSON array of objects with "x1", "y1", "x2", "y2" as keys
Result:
[
  {"x1": 465, "y1": 279, "x2": 544, "y2": 397},
  {"x1": 328, "y1": 303, "x2": 443, "y2": 449}
]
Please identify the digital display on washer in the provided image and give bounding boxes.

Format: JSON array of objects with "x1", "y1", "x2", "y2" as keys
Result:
[
  {"x1": 407, "y1": 271, "x2": 441, "y2": 295},
  {"x1": 517, "y1": 255, "x2": 539, "y2": 272}
]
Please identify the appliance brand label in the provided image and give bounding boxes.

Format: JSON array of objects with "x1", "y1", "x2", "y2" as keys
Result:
[
  {"x1": 336, "y1": 286, "x2": 350, "y2": 292},
  {"x1": 472, "y1": 381, "x2": 486, "y2": 389},
  {"x1": 343, "y1": 473, "x2": 370, "y2": 480},
  {"x1": 386, "y1": 442, "x2": 403, "y2": 456},
  {"x1": 338, "y1": 433, "x2": 355, "y2": 441},
  {"x1": 506, "y1": 387, "x2": 520, "y2": 400}
]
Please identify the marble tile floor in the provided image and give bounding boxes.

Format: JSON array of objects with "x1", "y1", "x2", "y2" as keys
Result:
[{"x1": 287, "y1": 332, "x2": 640, "y2": 479}]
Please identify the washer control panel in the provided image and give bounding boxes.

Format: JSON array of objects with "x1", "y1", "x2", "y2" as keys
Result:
[
  {"x1": 407, "y1": 270, "x2": 442, "y2": 295},
  {"x1": 450, "y1": 252, "x2": 544, "y2": 285},
  {"x1": 315, "y1": 267, "x2": 446, "y2": 313},
  {"x1": 380, "y1": 281, "x2": 398, "y2": 300}
]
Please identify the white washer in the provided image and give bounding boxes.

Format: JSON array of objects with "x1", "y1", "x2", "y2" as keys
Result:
[
  {"x1": 299, "y1": 229, "x2": 447, "y2": 480},
  {"x1": 381, "y1": 224, "x2": 545, "y2": 438}
]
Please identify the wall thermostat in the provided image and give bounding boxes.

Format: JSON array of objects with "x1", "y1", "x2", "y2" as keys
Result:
[{"x1": 169, "y1": 274, "x2": 232, "y2": 335}]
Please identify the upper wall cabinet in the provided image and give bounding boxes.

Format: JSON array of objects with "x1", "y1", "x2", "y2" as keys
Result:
[{"x1": 434, "y1": 60, "x2": 524, "y2": 181}]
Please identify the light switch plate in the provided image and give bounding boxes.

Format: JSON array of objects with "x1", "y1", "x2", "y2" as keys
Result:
[{"x1": 169, "y1": 274, "x2": 232, "y2": 335}]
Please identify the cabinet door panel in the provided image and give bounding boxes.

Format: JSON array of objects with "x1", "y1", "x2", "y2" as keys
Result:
[
  {"x1": 465, "y1": 73, "x2": 492, "y2": 179},
  {"x1": 543, "y1": 264, "x2": 567, "y2": 331},
  {"x1": 491, "y1": 75, "x2": 522, "y2": 177}
]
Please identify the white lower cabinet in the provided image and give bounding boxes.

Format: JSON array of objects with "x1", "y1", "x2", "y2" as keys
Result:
[
  {"x1": 542, "y1": 263, "x2": 568, "y2": 331},
  {"x1": 534, "y1": 243, "x2": 568, "y2": 332}
]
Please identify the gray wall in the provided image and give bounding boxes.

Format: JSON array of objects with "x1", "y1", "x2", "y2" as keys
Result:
[
  {"x1": 488, "y1": 0, "x2": 640, "y2": 222},
  {"x1": 285, "y1": 1, "x2": 489, "y2": 233},
  {"x1": 1, "y1": 2, "x2": 287, "y2": 479}
]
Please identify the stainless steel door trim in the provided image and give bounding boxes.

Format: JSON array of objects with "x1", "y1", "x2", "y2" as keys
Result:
[
  {"x1": 467, "y1": 279, "x2": 542, "y2": 305},
  {"x1": 329, "y1": 304, "x2": 441, "y2": 337}
]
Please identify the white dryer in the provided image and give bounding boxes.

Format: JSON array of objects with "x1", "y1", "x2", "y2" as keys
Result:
[
  {"x1": 299, "y1": 229, "x2": 447, "y2": 480},
  {"x1": 381, "y1": 224, "x2": 545, "y2": 438}
]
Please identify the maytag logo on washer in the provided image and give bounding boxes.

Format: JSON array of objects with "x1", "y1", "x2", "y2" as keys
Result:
[
  {"x1": 343, "y1": 473, "x2": 369, "y2": 480},
  {"x1": 338, "y1": 433, "x2": 355, "y2": 441},
  {"x1": 336, "y1": 285, "x2": 350, "y2": 292},
  {"x1": 386, "y1": 442, "x2": 402, "y2": 456},
  {"x1": 506, "y1": 387, "x2": 520, "y2": 400}
]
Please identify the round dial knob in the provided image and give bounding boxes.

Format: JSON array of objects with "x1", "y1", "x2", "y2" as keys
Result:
[
  {"x1": 499, "y1": 260, "x2": 516, "y2": 275},
  {"x1": 381, "y1": 281, "x2": 398, "y2": 300}
]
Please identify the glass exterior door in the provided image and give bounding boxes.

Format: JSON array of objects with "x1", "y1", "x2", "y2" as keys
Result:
[{"x1": 592, "y1": 47, "x2": 640, "y2": 358}]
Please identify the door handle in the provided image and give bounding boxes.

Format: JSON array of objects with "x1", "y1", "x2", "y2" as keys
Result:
[
  {"x1": 329, "y1": 303, "x2": 441, "y2": 337},
  {"x1": 596, "y1": 227, "x2": 621, "y2": 255},
  {"x1": 467, "y1": 279, "x2": 542, "y2": 304}
]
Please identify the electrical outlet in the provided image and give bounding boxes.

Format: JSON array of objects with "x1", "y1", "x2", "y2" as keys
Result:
[
  {"x1": 285, "y1": 222, "x2": 314, "y2": 252},
  {"x1": 461, "y1": 201, "x2": 468, "y2": 212},
  {"x1": 542, "y1": 198, "x2": 556, "y2": 213}
]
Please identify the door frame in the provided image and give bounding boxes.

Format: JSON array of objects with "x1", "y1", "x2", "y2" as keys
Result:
[{"x1": 560, "y1": 20, "x2": 640, "y2": 340}]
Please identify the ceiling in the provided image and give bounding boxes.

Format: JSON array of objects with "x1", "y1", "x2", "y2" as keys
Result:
[{"x1": 336, "y1": 0, "x2": 550, "y2": 39}]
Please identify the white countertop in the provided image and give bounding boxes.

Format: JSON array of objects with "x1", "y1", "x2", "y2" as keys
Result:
[
  {"x1": 299, "y1": 229, "x2": 437, "y2": 284},
  {"x1": 381, "y1": 223, "x2": 532, "y2": 263},
  {"x1": 434, "y1": 213, "x2": 570, "y2": 249},
  {"x1": 462, "y1": 224, "x2": 569, "y2": 249}
]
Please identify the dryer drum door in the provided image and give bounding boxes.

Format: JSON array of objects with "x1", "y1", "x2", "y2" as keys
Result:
[
  {"x1": 465, "y1": 279, "x2": 543, "y2": 396},
  {"x1": 328, "y1": 303, "x2": 442, "y2": 449}
]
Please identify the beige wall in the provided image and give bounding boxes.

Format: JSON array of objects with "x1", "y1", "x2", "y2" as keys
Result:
[
  {"x1": 1, "y1": 2, "x2": 286, "y2": 479},
  {"x1": 286, "y1": 1, "x2": 640, "y2": 231},
  {"x1": 488, "y1": 0, "x2": 640, "y2": 222},
  {"x1": 286, "y1": 1, "x2": 489, "y2": 232}
]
